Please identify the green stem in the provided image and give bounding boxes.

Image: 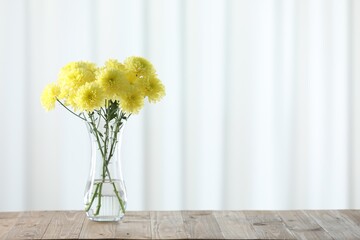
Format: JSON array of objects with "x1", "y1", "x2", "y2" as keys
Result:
[
  {"x1": 56, "y1": 99, "x2": 87, "y2": 121},
  {"x1": 86, "y1": 107, "x2": 127, "y2": 215},
  {"x1": 106, "y1": 111, "x2": 126, "y2": 214},
  {"x1": 104, "y1": 108, "x2": 110, "y2": 167},
  {"x1": 89, "y1": 113, "x2": 107, "y2": 214},
  {"x1": 94, "y1": 182, "x2": 103, "y2": 215},
  {"x1": 112, "y1": 182, "x2": 126, "y2": 213},
  {"x1": 107, "y1": 111, "x2": 125, "y2": 164},
  {"x1": 107, "y1": 124, "x2": 120, "y2": 163},
  {"x1": 88, "y1": 113, "x2": 106, "y2": 159},
  {"x1": 85, "y1": 183, "x2": 100, "y2": 212}
]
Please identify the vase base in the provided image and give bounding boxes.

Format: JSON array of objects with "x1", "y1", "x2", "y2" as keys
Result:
[{"x1": 86, "y1": 213, "x2": 125, "y2": 222}]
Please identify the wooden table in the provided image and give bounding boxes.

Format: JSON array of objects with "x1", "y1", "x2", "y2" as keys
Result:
[{"x1": 1, "y1": 210, "x2": 360, "y2": 239}]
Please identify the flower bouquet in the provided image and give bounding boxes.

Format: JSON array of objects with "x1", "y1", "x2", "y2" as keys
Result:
[{"x1": 41, "y1": 56, "x2": 165, "y2": 221}]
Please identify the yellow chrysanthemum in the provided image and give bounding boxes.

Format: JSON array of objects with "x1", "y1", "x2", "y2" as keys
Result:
[
  {"x1": 60, "y1": 61, "x2": 97, "y2": 75},
  {"x1": 75, "y1": 82, "x2": 105, "y2": 112},
  {"x1": 96, "y1": 67, "x2": 127, "y2": 99},
  {"x1": 119, "y1": 87, "x2": 144, "y2": 114},
  {"x1": 143, "y1": 77, "x2": 166, "y2": 103},
  {"x1": 59, "y1": 68, "x2": 96, "y2": 91},
  {"x1": 57, "y1": 61, "x2": 97, "y2": 107},
  {"x1": 62, "y1": 93, "x2": 79, "y2": 110},
  {"x1": 105, "y1": 59, "x2": 125, "y2": 71},
  {"x1": 42, "y1": 57, "x2": 164, "y2": 115},
  {"x1": 124, "y1": 56, "x2": 155, "y2": 78},
  {"x1": 125, "y1": 70, "x2": 139, "y2": 84},
  {"x1": 41, "y1": 83, "x2": 60, "y2": 111}
]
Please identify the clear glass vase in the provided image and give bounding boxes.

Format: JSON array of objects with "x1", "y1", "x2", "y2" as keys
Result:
[{"x1": 83, "y1": 111, "x2": 127, "y2": 222}]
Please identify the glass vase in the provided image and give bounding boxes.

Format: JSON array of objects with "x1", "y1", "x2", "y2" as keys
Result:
[{"x1": 83, "y1": 111, "x2": 127, "y2": 222}]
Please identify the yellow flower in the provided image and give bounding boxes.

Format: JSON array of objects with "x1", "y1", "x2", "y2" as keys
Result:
[
  {"x1": 124, "y1": 56, "x2": 155, "y2": 78},
  {"x1": 60, "y1": 61, "x2": 97, "y2": 75},
  {"x1": 41, "y1": 83, "x2": 60, "y2": 111},
  {"x1": 143, "y1": 77, "x2": 166, "y2": 103},
  {"x1": 105, "y1": 59, "x2": 125, "y2": 71},
  {"x1": 42, "y1": 57, "x2": 164, "y2": 115},
  {"x1": 96, "y1": 67, "x2": 127, "y2": 99},
  {"x1": 125, "y1": 71, "x2": 138, "y2": 84},
  {"x1": 59, "y1": 68, "x2": 94, "y2": 90},
  {"x1": 57, "y1": 61, "x2": 97, "y2": 108},
  {"x1": 58, "y1": 61, "x2": 97, "y2": 88},
  {"x1": 75, "y1": 82, "x2": 104, "y2": 112},
  {"x1": 120, "y1": 87, "x2": 144, "y2": 114}
]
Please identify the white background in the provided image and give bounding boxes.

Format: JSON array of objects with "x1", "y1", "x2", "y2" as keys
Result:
[{"x1": 0, "y1": 0, "x2": 360, "y2": 211}]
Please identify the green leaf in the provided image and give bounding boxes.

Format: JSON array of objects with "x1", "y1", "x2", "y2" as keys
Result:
[{"x1": 106, "y1": 101, "x2": 119, "y2": 121}]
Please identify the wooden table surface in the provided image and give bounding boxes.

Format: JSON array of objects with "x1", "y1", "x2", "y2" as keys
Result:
[{"x1": 1, "y1": 210, "x2": 360, "y2": 239}]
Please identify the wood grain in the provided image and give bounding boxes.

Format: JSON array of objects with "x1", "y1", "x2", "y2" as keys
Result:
[
  {"x1": 214, "y1": 211, "x2": 257, "y2": 239},
  {"x1": 338, "y1": 209, "x2": 360, "y2": 226},
  {"x1": 1, "y1": 210, "x2": 360, "y2": 239},
  {"x1": 306, "y1": 210, "x2": 360, "y2": 239},
  {"x1": 278, "y1": 210, "x2": 332, "y2": 239},
  {"x1": 79, "y1": 218, "x2": 117, "y2": 239},
  {"x1": 5, "y1": 211, "x2": 53, "y2": 240},
  {"x1": 150, "y1": 211, "x2": 188, "y2": 239},
  {"x1": 0, "y1": 212, "x2": 21, "y2": 239},
  {"x1": 42, "y1": 211, "x2": 85, "y2": 239},
  {"x1": 182, "y1": 211, "x2": 224, "y2": 239},
  {"x1": 244, "y1": 211, "x2": 295, "y2": 239},
  {"x1": 115, "y1": 211, "x2": 152, "y2": 239}
]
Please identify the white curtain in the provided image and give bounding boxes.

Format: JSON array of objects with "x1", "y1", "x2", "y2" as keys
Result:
[{"x1": 0, "y1": 0, "x2": 359, "y2": 211}]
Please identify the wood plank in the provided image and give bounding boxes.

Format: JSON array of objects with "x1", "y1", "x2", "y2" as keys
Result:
[
  {"x1": 115, "y1": 211, "x2": 151, "y2": 239},
  {"x1": 1, "y1": 210, "x2": 360, "y2": 240},
  {"x1": 278, "y1": 210, "x2": 333, "y2": 240},
  {"x1": 0, "y1": 212, "x2": 21, "y2": 240},
  {"x1": 150, "y1": 211, "x2": 188, "y2": 239},
  {"x1": 79, "y1": 218, "x2": 117, "y2": 239},
  {"x1": 42, "y1": 211, "x2": 85, "y2": 239},
  {"x1": 182, "y1": 210, "x2": 224, "y2": 239},
  {"x1": 0, "y1": 212, "x2": 21, "y2": 219},
  {"x1": 338, "y1": 209, "x2": 360, "y2": 226},
  {"x1": 5, "y1": 211, "x2": 53, "y2": 240},
  {"x1": 213, "y1": 211, "x2": 257, "y2": 239},
  {"x1": 305, "y1": 210, "x2": 360, "y2": 239},
  {"x1": 244, "y1": 211, "x2": 295, "y2": 239}
]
